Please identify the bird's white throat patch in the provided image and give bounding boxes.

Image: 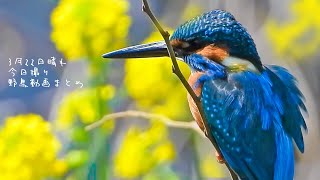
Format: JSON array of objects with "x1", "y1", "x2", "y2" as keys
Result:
[{"x1": 222, "y1": 56, "x2": 259, "y2": 72}]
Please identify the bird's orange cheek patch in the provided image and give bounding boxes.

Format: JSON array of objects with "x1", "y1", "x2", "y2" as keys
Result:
[{"x1": 196, "y1": 45, "x2": 229, "y2": 62}]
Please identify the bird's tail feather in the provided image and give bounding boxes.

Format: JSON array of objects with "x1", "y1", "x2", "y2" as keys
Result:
[{"x1": 273, "y1": 122, "x2": 294, "y2": 180}]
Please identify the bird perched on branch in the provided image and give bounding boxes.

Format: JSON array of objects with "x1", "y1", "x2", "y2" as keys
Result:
[{"x1": 103, "y1": 9, "x2": 307, "y2": 180}]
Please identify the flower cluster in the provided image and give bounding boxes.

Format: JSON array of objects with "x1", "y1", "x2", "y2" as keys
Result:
[
  {"x1": 56, "y1": 85, "x2": 115, "y2": 130},
  {"x1": 51, "y1": 0, "x2": 131, "y2": 60},
  {"x1": 0, "y1": 114, "x2": 67, "y2": 180},
  {"x1": 114, "y1": 121, "x2": 175, "y2": 178}
]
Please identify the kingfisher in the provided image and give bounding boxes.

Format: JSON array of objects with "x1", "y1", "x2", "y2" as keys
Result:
[{"x1": 103, "y1": 10, "x2": 307, "y2": 180}]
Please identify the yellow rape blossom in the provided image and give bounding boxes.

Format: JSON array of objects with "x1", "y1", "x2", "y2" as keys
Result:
[
  {"x1": 200, "y1": 154, "x2": 226, "y2": 178},
  {"x1": 56, "y1": 85, "x2": 115, "y2": 129},
  {"x1": 125, "y1": 31, "x2": 191, "y2": 120},
  {"x1": 266, "y1": 0, "x2": 320, "y2": 60},
  {"x1": 114, "y1": 121, "x2": 176, "y2": 178},
  {"x1": 0, "y1": 114, "x2": 67, "y2": 180},
  {"x1": 51, "y1": 0, "x2": 131, "y2": 60},
  {"x1": 152, "y1": 141, "x2": 176, "y2": 163}
]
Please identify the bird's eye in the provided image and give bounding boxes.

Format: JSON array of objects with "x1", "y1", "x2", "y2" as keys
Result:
[
  {"x1": 183, "y1": 39, "x2": 208, "y2": 52},
  {"x1": 171, "y1": 39, "x2": 209, "y2": 56}
]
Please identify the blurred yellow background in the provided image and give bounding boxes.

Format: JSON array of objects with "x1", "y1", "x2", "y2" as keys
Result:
[{"x1": 0, "y1": 0, "x2": 319, "y2": 179}]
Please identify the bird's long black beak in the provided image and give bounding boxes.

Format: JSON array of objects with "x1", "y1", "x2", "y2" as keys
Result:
[{"x1": 102, "y1": 41, "x2": 169, "y2": 59}]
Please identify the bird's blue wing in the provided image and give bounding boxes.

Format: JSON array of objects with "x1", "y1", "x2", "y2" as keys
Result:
[
  {"x1": 265, "y1": 65, "x2": 307, "y2": 152},
  {"x1": 201, "y1": 68, "x2": 306, "y2": 180}
]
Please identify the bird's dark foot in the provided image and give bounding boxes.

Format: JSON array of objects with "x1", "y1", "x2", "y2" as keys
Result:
[
  {"x1": 204, "y1": 128, "x2": 208, "y2": 137},
  {"x1": 215, "y1": 151, "x2": 225, "y2": 164}
]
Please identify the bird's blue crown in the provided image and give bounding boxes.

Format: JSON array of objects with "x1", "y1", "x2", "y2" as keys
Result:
[{"x1": 171, "y1": 9, "x2": 262, "y2": 69}]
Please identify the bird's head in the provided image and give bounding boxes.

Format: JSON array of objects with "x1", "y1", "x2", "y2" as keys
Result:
[{"x1": 103, "y1": 9, "x2": 263, "y2": 72}]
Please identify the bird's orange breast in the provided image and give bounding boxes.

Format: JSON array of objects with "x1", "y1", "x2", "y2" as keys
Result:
[{"x1": 187, "y1": 72, "x2": 205, "y2": 131}]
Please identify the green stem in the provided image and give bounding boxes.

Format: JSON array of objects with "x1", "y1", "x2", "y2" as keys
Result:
[
  {"x1": 191, "y1": 134, "x2": 202, "y2": 180},
  {"x1": 87, "y1": 55, "x2": 111, "y2": 180}
]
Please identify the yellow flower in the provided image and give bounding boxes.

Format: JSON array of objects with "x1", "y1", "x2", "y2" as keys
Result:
[
  {"x1": 99, "y1": 85, "x2": 116, "y2": 100},
  {"x1": 266, "y1": 0, "x2": 320, "y2": 60},
  {"x1": 52, "y1": 159, "x2": 69, "y2": 177},
  {"x1": 114, "y1": 121, "x2": 176, "y2": 178},
  {"x1": 200, "y1": 155, "x2": 226, "y2": 178},
  {"x1": 125, "y1": 31, "x2": 191, "y2": 120},
  {"x1": 56, "y1": 85, "x2": 115, "y2": 129},
  {"x1": 0, "y1": 114, "x2": 67, "y2": 180},
  {"x1": 51, "y1": 0, "x2": 131, "y2": 60},
  {"x1": 152, "y1": 141, "x2": 176, "y2": 163}
]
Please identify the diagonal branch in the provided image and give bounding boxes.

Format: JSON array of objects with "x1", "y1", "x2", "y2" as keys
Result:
[
  {"x1": 141, "y1": 1, "x2": 238, "y2": 179},
  {"x1": 141, "y1": 1, "x2": 200, "y2": 104}
]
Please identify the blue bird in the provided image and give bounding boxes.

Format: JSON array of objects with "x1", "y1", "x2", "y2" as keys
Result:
[{"x1": 103, "y1": 10, "x2": 307, "y2": 180}]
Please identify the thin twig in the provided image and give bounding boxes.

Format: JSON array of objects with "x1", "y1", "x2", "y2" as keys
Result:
[
  {"x1": 141, "y1": 1, "x2": 200, "y2": 104},
  {"x1": 141, "y1": 1, "x2": 238, "y2": 179},
  {"x1": 85, "y1": 110, "x2": 205, "y2": 137}
]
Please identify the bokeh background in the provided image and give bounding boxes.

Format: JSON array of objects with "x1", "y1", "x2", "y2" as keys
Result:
[{"x1": 0, "y1": 0, "x2": 319, "y2": 179}]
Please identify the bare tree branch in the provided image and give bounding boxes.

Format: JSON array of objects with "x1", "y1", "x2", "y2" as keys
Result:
[
  {"x1": 85, "y1": 110, "x2": 205, "y2": 138},
  {"x1": 141, "y1": 0, "x2": 238, "y2": 179},
  {"x1": 141, "y1": 0, "x2": 200, "y2": 104}
]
